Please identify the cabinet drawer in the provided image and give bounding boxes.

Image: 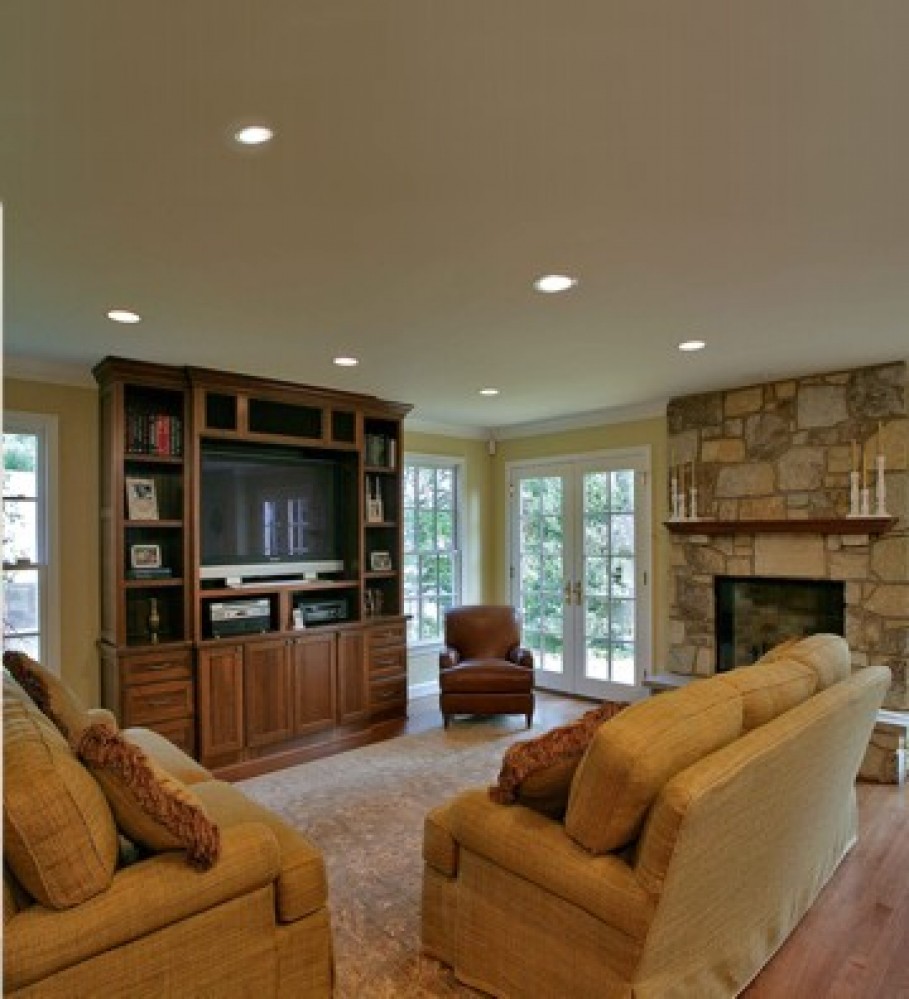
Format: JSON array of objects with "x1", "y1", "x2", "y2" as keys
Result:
[
  {"x1": 366, "y1": 622, "x2": 406, "y2": 651},
  {"x1": 146, "y1": 717, "x2": 195, "y2": 757},
  {"x1": 122, "y1": 650, "x2": 192, "y2": 685},
  {"x1": 369, "y1": 676, "x2": 407, "y2": 709},
  {"x1": 369, "y1": 646, "x2": 406, "y2": 680},
  {"x1": 125, "y1": 680, "x2": 194, "y2": 725}
]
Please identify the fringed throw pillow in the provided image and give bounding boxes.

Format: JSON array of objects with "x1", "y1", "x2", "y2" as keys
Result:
[
  {"x1": 77, "y1": 724, "x2": 221, "y2": 871},
  {"x1": 489, "y1": 700, "x2": 628, "y2": 819}
]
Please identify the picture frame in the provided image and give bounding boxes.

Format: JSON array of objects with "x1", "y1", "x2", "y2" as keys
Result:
[
  {"x1": 370, "y1": 550, "x2": 392, "y2": 572},
  {"x1": 125, "y1": 476, "x2": 159, "y2": 520},
  {"x1": 130, "y1": 543, "x2": 162, "y2": 569}
]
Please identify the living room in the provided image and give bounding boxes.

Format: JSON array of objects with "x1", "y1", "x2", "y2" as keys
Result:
[{"x1": 3, "y1": 3, "x2": 908, "y2": 996}]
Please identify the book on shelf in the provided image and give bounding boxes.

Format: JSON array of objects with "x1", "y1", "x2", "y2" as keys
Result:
[
  {"x1": 365, "y1": 433, "x2": 395, "y2": 468},
  {"x1": 125, "y1": 409, "x2": 183, "y2": 457},
  {"x1": 126, "y1": 567, "x2": 174, "y2": 580}
]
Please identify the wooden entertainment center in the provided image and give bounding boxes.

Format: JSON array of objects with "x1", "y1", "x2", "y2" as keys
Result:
[{"x1": 95, "y1": 357, "x2": 411, "y2": 779}]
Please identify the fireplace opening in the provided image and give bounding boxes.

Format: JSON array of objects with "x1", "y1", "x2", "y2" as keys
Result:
[{"x1": 714, "y1": 576, "x2": 845, "y2": 673}]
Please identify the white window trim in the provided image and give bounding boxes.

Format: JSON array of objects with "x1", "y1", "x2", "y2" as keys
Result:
[
  {"x1": 3, "y1": 411, "x2": 61, "y2": 675},
  {"x1": 403, "y1": 452, "x2": 465, "y2": 651}
]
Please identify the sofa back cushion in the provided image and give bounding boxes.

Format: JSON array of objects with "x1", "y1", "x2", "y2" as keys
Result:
[
  {"x1": 780, "y1": 633, "x2": 852, "y2": 690},
  {"x1": 3, "y1": 674, "x2": 119, "y2": 909},
  {"x1": 718, "y1": 658, "x2": 818, "y2": 731},
  {"x1": 565, "y1": 679, "x2": 743, "y2": 854}
]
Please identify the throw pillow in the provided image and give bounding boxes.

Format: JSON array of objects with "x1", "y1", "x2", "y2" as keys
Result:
[
  {"x1": 3, "y1": 649, "x2": 98, "y2": 742},
  {"x1": 77, "y1": 723, "x2": 221, "y2": 871},
  {"x1": 489, "y1": 701, "x2": 627, "y2": 819}
]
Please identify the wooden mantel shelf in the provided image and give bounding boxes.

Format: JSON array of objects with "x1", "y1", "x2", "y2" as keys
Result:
[{"x1": 664, "y1": 516, "x2": 897, "y2": 536}]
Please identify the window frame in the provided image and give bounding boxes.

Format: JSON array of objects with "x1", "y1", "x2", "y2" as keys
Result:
[
  {"x1": 402, "y1": 453, "x2": 464, "y2": 650},
  {"x1": 2, "y1": 411, "x2": 61, "y2": 674}
]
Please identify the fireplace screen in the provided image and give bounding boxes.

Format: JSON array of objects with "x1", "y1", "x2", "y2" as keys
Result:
[{"x1": 714, "y1": 576, "x2": 844, "y2": 672}]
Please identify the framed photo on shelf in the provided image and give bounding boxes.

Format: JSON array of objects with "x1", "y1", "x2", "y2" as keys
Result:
[
  {"x1": 130, "y1": 543, "x2": 162, "y2": 569},
  {"x1": 125, "y1": 476, "x2": 159, "y2": 520},
  {"x1": 370, "y1": 551, "x2": 392, "y2": 572}
]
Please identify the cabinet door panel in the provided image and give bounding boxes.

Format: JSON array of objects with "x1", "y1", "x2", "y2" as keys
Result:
[
  {"x1": 336, "y1": 631, "x2": 368, "y2": 725},
  {"x1": 198, "y1": 645, "x2": 245, "y2": 757},
  {"x1": 291, "y1": 633, "x2": 336, "y2": 735},
  {"x1": 245, "y1": 638, "x2": 294, "y2": 747}
]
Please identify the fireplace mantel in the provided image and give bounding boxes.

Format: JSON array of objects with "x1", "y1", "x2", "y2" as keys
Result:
[{"x1": 664, "y1": 516, "x2": 896, "y2": 536}]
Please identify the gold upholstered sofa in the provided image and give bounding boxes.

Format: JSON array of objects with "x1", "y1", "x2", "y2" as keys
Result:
[
  {"x1": 422, "y1": 635, "x2": 889, "y2": 998},
  {"x1": 3, "y1": 658, "x2": 333, "y2": 997}
]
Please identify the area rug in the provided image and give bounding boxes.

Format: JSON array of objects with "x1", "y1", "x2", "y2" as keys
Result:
[{"x1": 238, "y1": 701, "x2": 583, "y2": 997}]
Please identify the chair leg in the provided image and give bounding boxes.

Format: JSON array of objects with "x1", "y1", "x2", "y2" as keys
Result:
[
  {"x1": 443, "y1": 714, "x2": 451, "y2": 729},
  {"x1": 525, "y1": 711, "x2": 533, "y2": 729}
]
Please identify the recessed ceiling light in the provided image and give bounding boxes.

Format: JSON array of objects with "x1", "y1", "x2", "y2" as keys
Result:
[
  {"x1": 233, "y1": 124, "x2": 274, "y2": 146},
  {"x1": 106, "y1": 309, "x2": 142, "y2": 324},
  {"x1": 479, "y1": 388, "x2": 500, "y2": 396},
  {"x1": 678, "y1": 339, "x2": 706, "y2": 352},
  {"x1": 333, "y1": 356, "x2": 359, "y2": 367},
  {"x1": 533, "y1": 274, "x2": 578, "y2": 294}
]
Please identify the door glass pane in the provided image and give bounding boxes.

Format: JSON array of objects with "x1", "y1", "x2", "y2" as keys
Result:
[{"x1": 518, "y1": 476, "x2": 565, "y2": 676}]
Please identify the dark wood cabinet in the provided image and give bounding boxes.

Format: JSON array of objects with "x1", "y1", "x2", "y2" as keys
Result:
[{"x1": 96, "y1": 357, "x2": 411, "y2": 778}]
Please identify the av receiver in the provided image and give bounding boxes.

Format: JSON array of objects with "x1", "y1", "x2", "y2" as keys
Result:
[
  {"x1": 296, "y1": 597, "x2": 349, "y2": 625},
  {"x1": 208, "y1": 598, "x2": 271, "y2": 638}
]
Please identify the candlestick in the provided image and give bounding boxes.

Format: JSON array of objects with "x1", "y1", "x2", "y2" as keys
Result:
[
  {"x1": 847, "y1": 470, "x2": 861, "y2": 517},
  {"x1": 670, "y1": 468, "x2": 679, "y2": 521},
  {"x1": 689, "y1": 484, "x2": 698, "y2": 520},
  {"x1": 875, "y1": 454, "x2": 889, "y2": 517},
  {"x1": 877, "y1": 422, "x2": 882, "y2": 458},
  {"x1": 860, "y1": 484, "x2": 870, "y2": 517},
  {"x1": 851, "y1": 440, "x2": 858, "y2": 473}
]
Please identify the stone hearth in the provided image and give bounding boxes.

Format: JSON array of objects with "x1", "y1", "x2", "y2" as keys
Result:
[{"x1": 667, "y1": 362, "x2": 908, "y2": 710}]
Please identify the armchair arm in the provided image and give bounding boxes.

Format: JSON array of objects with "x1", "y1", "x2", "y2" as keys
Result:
[
  {"x1": 509, "y1": 646, "x2": 534, "y2": 670},
  {"x1": 4, "y1": 821, "x2": 281, "y2": 992},
  {"x1": 439, "y1": 648, "x2": 461, "y2": 671}
]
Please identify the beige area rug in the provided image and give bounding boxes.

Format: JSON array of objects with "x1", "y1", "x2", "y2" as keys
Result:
[{"x1": 238, "y1": 700, "x2": 582, "y2": 998}]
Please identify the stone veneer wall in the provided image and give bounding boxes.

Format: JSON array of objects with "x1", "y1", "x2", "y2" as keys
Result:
[{"x1": 667, "y1": 361, "x2": 908, "y2": 710}]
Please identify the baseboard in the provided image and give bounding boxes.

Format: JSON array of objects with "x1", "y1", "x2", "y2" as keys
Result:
[{"x1": 409, "y1": 680, "x2": 440, "y2": 699}]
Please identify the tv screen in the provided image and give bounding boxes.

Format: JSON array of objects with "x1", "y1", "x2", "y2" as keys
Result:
[{"x1": 200, "y1": 443, "x2": 345, "y2": 582}]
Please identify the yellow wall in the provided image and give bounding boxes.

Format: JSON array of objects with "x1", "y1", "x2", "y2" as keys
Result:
[
  {"x1": 491, "y1": 417, "x2": 670, "y2": 672},
  {"x1": 3, "y1": 377, "x2": 101, "y2": 704}
]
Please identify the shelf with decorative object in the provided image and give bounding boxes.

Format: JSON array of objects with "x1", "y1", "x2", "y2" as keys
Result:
[{"x1": 664, "y1": 516, "x2": 897, "y2": 536}]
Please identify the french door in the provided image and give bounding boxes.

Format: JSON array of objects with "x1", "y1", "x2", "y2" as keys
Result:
[{"x1": 509, "y1": 451, "x2": 651, "y2": 700}]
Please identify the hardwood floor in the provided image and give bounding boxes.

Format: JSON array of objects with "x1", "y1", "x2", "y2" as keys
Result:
[{"x1": 408, "y1": 690, "x2": 909, "y2": 997}]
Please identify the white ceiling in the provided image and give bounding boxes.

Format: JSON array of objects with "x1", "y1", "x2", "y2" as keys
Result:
[{"x1": 2, "y1": 2, "x2": 908, "y2": 435}]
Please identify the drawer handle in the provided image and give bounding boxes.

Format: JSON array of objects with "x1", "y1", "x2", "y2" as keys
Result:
[
  {"x1": 144, "y1": 662, "x2": 175, "y2": 671},
  {"x1": 374, "y1": 655, "x2": 397, "y2": 667},
  {"x1": 145, "y1": 697, "x2": 179, "y2": 708}
]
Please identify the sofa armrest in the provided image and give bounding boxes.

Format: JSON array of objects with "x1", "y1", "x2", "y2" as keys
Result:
[
  {"x1": 439, "y1": 648, "x2": 460, "y2": 670},
  {"x1": 423, "y1": 803, "x2": 459, "y2": 877},
  {"x1": 446, "y1": 789, "x2": 654, "y2": 940},
  {"x1": 4, "y1": 821, "x2": 281, "y2": 992},
  {"x1": 509, "y1": 646, "x2": 534, "y2": 669}
]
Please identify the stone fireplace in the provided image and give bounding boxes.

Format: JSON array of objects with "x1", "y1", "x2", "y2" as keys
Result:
[{"x1": 666, "y1": 361, "x2": 908, "y2": 711}]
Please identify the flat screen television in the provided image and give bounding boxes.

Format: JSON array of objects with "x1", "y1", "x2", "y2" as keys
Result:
[{"x1": 199, "y1": 442, "x2": 348, "y2": 585}]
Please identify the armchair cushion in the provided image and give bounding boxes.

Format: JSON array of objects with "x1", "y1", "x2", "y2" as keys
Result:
[
  {"x1": 77, "y1": 724, "x2": 221, "y2": 871},
  {"x1": 489, "y1": 700, "x2": 628, "y2": 818},
  {"x1": 3, "y1": 676, "x2": 119, "y2": 910},
  {"x1": 439, "y1": 663, "x2": 533, "y2": 694}
]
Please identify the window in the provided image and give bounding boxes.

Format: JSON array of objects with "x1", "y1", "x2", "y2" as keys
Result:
[
  {"x1": 3, "y1": 413, "x2": 59, "y2": 672},
  {"x1": 403, "y1": 457, "x2": 462, "y2": 645}
]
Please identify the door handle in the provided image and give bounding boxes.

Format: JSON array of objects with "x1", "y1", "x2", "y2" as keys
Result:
[
  {"x1": 563, "y1": 581, "x2": 573, "y2": 605},
  {"x1": 573, "y1": 580, "x2": 583, "y2": 605}
]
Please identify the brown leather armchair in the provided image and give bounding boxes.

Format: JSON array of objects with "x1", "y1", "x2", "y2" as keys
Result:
[{"x1": 439, "y1": 605, "x2": 534, "y2": 728}]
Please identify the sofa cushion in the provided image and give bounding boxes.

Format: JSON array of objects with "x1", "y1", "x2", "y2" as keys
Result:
[
  {"x1": 3, "y1": 650, "x2": 98, "y2": 742},
  {"x1": 489, "y1": 701, "x2": 627, "y2": 818},
  {"x1": 718, "y1": 658, "x2": 818, "y2": 730},
  {"x1": 77, "y1": 724, "x2": 221, "y2": 871},
  {"x1": 565, "y1": 679, "x2": 743, "y2": 854},
  {"x1": 782, "y1": 633, "x2": 852, "y2": 689},
  {"x1": 192, "y1": 780, "x2": 328, "y2": 923},
  {"x1": 3, "y1": 676, "x2": 119, "y2": 909}
]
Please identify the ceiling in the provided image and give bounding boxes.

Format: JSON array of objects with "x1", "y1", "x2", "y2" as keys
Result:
[{"x1": 2, "y1": 2, "x2": 907, "y2": 435}]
